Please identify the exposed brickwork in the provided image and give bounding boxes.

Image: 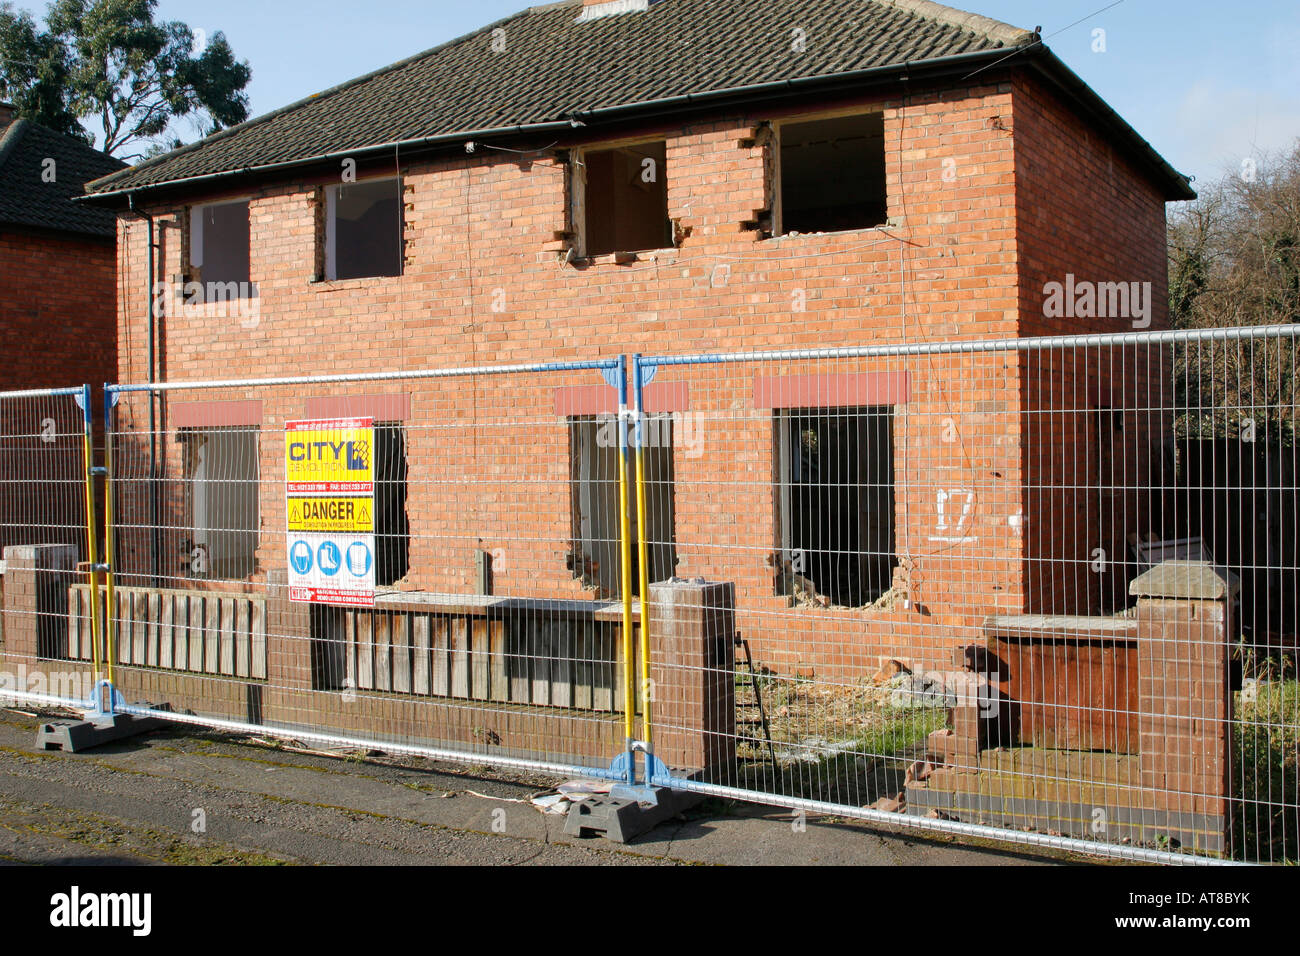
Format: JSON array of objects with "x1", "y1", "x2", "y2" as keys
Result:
[{"x1": 105, "y1": 71, "x2": 1175, "y2": 682}]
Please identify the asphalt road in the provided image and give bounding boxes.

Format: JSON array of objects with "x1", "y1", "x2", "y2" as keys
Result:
[{"x1": 0, "y1": 708, "x2": 1062, "y2": 866}]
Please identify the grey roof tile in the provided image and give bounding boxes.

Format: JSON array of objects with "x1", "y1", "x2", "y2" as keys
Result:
[
  {"x1": 85, "y1": 0, "x2": 1031, "y2": 195},
  {"x1": 0, "y1": 120, "x2": 126, "y2": 237}
]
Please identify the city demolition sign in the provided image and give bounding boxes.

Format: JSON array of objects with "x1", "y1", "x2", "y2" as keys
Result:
[{"x1": 285, "y1": 418, "x2": 376, "y2": 607}]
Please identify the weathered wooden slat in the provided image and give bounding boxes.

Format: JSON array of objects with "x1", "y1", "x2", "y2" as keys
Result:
[
  {"x1": 250, "y1": 599, "x2": 266, "y2": 680},
  {"x1": 532, "y1": 621, "x2": 553, "y2": 706},
  {"x1": 431, "y1": 616, "x2": 450, "y2": 697},
  {"x1": 469, "y1": 619, "x2": 489, "y2": 701},
  {"x1": 187, "y1": 595, "x2": 204, "y2": 673},
  {"x1": 356, "y1": 612, "x2": 374, "y2": 691},
  {"x1": 147, "y1": 593, "x2": 161, "y2": 668},
  {"x1": 159, "y1": 594, "x2": 175, "y2": 670},
  {"x1": 131, "y1": 593, "x2": 147, "y2": 666},
  {"x1": 68, "y1": 586, "x2": 84, "y2": 661},
  {"x1": 374, "y1": 612, "x2": 392, "y2": 693},
  {"x1": 234, "y1": 600, "x2": 250, "y2": 678},
  {"x1": 392, "y1": 614, "x2": 412, "y2": 695},
  {"x1": 118, "y1": 591, "x2": 132, "y2": 665},
  {"x1": 218, "y1": 598, "x2": 235, "y2": 676},
  {"x1": 489, "y1": 619, "x2": 508, "y2": 702},
  {"x1": 508, "y1": 623, "x2": 531, "y2": 704},
  {"x1": 450, "y1": 617, "x2": 469, "y2": 699},
  {"x1": 203, "y1": 596, "x2": 220, "y2": 673},
  {"x1": 574, "y1": 623, "x2": 593, "y2": 711},
  {"x1": 412, "y1": 615, "x2": 431, "y2": 696},
  {"x1": 552, "y1": 620, "x2": 572, "y2": 708}
]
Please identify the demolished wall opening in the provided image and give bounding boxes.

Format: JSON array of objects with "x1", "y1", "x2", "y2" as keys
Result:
[
  {"x1": 569, "y1": 414, "x2": 676, "y2": 596},
  {"x1": 776, "y1": 406, "x2": 896, "y2": 607},
  {"x1": 325, "y1": 177, "x2": 403, "y2": 281},
  {"x1": 581, "y1": 141, "x2": 672, "y2": 257},
  {"x1": 779, "y1": 113, "x2": 887, "y2": 235}
]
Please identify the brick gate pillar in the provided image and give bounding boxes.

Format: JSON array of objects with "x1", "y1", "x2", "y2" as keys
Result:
[
  {"x1": 1131, "y1": 560, "x2": 1237, "y2": 855},
  {"x1": 647, "y1": 579, "x2": 736, "y2": 779},
  {"x1": 2, "y1": 544, "x2": 77, "y2": 662}
]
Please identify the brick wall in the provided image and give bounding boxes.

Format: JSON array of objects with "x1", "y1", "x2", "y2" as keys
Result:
[
  {"x1": 0, "y1": 228, "x2": 117, "y2": 559},
  {"x1": 108, "y1": 72, "x2": 1175, "y2": 676},
  {"x1": 1011, "y1": 73, "x2": 1172, "y2": 616}
]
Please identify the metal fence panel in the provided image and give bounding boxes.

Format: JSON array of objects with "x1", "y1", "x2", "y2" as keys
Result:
[
  {"x1": 634, "y1": 326, "x2": 1300, "y2": 865},
  {"x1": 0, "y1": 385, "x2": 100, "y2": 711},
  {"x1": 99, "y1": 360, "x2": 640, "y2": 781}
]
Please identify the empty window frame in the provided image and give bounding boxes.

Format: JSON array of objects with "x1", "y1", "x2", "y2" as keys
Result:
[
  {"x1": 579, "y1": 141, "x2": 672, "y2": 257},
  {"x1": 189, "y1": 200, "x2": 253, "y2": 301},
  {"x1": 778, "y1": 113, "x2": 887, "y2": 235},
  {"x1": 325, "y1": 177, "x2": 404, "y2": 281},
  {"x1": 373, "y1": 422, "x2": 410, "y2": 587},
  {"x1": 181, "y1": 426, "x2": 260, "y2": 579},
  {"x1": 569, "y1": 414, "x2": 676, "y2": 597},
  {"x1": 775, "y1": 407, "x2": 896, "y2": 608}
]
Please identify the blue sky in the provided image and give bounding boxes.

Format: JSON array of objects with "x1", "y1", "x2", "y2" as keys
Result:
[{"x1": 45, "y1": 0, "x2": 1300, "y2": 190}]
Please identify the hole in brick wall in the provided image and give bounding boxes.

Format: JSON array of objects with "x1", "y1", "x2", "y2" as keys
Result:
[
  {"x1": 374, "y1": 423, "x2": 409, "y2": 587},
  {"x1": 581, "y1": 141, "x2": 672, "y2": 257},
  {"x1": 189, "y1": 200, "x2": 252, "y2": 298},
  {"x1": 325, "y1": 177, "x2": 403, "y2": 281},
  {"x1": 569, "y1": 414, "x2": 676, "y2": 597},
  {"x1": 780, "y1": 113, "x2": 887, "y2": 234},
  {"x1": 181, "y1": 426, "x2": 260, "y2": 580},
  {"x1": 775, "y1": 406, "x2": 897, "y2": 608}
]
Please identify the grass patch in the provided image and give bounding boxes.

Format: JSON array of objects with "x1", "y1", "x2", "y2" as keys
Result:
[
  {"x1": 1233, "y1": 678, "x2": 1300, "y2": 863},
  {"x1": 733, "y1": 674, "x2": 946, "y2": 807}
]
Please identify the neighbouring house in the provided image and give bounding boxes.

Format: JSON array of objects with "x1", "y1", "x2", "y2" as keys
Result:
[
  {"x1": 0, "y1": 103, "x2": 126, "y2": 556},
  {"x1": 80, "y1": 0, "x2": 1193, "y2": 678}
]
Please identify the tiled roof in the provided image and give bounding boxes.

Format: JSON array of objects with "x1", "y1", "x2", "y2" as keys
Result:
[
  {"x1": 84, "y1": 0, "x2": 1034, "y2": 196},
  {"x1": 0, "y1": 120, "x2": 126, "y2": 237}
]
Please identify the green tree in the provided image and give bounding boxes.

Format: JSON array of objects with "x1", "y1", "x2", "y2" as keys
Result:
[{"x1": 0, "y1": 0, "x2": 250, "y2": 158}]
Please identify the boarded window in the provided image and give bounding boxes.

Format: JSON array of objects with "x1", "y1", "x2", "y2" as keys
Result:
[
  {"x1": 182, "y1": 426, "x2": 259, "y2": 579},
  {"x1": 582, "y1": 142, "x2": 671, "y2": 257},
  {"x1": 775, "y1": 407, "x2": 896, "y2": 607},
  {"x1": 780, "y1": 114, "x2": 887, "y2": 235},
  {"x1": 325, "y1": 178, "x2": 403, "y2": 281},
  {"x1": 569, "y1": 414, "x2": 676, "y2": 597},
  {"x1": 189, "y1": 200, "x2": 252, "y2": 301},
  {"x1": 373, "y1": 422, "x2": 410, "y2": 587}
]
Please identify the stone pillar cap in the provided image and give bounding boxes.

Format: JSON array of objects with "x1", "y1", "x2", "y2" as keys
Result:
[{"x1": 1129, "y1": 560, "x2": 1240, "y2": 600}]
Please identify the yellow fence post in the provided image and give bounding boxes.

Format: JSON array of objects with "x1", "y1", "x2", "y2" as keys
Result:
[
  {"x1": 80, "y1": 385, "x2": 103, "y2": 686},
  {"x1": 616, "y1": 357, "x2": 637, "y2": 775},
  {"x1": 101, "y1": 388, "x2": 117, "y2": 686},
  {"x1": 632, "y1": 358, "x2": 653, "y2": 750}
]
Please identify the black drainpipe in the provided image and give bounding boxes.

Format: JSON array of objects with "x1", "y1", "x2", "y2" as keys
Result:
[{"x1": 128, "y1": 193, "x2": 161, "y2": 587}]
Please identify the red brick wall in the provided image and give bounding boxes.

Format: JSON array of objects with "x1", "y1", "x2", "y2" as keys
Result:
[
  {"x1": 1011, "y1": 73, "x2": 1172, "y2": 616},
  {"x1": 0, "y1": 229, "x2": 117, "y2": 558},
  {"x1": 108, "y1": 73, "x2": 1175, "y2": 676}
]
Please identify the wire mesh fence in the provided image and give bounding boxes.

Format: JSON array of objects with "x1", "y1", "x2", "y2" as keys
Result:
[
  {"x1": 2, "y1": 326, "x2": 1299, "y2": 864},
  {"x1": 0, "y1": 386, "x2": 98, "y2": 709},
  {"x1": 97, "y1": 360, "x2": 642, "y2": 779},
  {"x1": 634, "y1": 325, "x2": 1300, "y2": 865}
]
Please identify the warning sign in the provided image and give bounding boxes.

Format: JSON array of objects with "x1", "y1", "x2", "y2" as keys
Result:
[
  {"x1": 286, "y1": 418, "x2": 376, "y2": 607},
  {"x1": 285, "y1": 418, "x2": 374, "y2": 494},
  {"x1": 287, "y1": 497, "x2": 373, "y2": 534}
]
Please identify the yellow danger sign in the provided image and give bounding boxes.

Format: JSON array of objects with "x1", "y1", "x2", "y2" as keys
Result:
[
  {"x1": 288, "y1": 497, "x2": 373, "y2": 534},
  {"x1": 285, "y1": 418, "x2": 374, "y2": 492}
]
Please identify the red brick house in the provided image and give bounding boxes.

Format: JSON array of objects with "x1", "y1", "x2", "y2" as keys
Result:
[
  {"x1": 0, "y1": 103, "x2": 125, "y2": 554},
  {"x1": 81, "y1": 0, "x2": 1193, "y2": 674}
]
